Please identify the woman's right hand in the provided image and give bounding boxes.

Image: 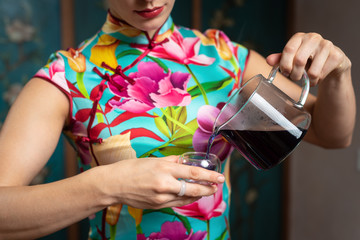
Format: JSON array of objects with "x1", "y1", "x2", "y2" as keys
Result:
[{"x1": 97, "y1": 155, "x2": 225, "y2": 209}]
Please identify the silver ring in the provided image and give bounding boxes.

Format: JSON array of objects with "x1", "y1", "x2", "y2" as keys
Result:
[{"x1": 177, "y1": 179, "x2": 186, "y2": 197}]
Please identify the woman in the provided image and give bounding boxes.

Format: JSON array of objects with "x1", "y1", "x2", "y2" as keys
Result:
[{"x1": 0, "y1": 0, "x2": 355, "y2": 239}]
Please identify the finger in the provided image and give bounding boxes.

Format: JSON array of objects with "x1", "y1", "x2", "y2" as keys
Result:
[
  {"x1": 170, "y1": 197, "x2": 202, "y2": 207},
  {"x1": 306, "y1": 44, "x2": 330, "y2": 85},
  {"x1": 154, "y1": 178, "x2": 218, "y2": 199},
  {"x1": 290, "y1": 53, "x2": 313, "y2": 81},
  {"x1": 320, "y1": 55, "x2": 343, "y2": 83},
  {"x1": 266, "y1": 53, "x2": 282, "y2": 66},
  {"x1": 321, "y1": 45, "x2": 346, "y2": 78},
  {"x1": 177, "y1": 179, "x2": 187, "y2": 196},
  {"x1": 290, "y1": 39, "x2": 320, "y2": 81},
  {"x1": 280, "y1": 33, "x2": 303, "y2": 77},
  {"x1": 175, "y1": 180, "x2": 219, "y2": 197},
  {"x1": 153, "y1": 196, "x2": 202, "y2": 209},
  {"x1": 172, "y1": 164, "x2": 225, "y2": 184},
  {"x1": 161, "y1": 155, "x2": 180, "y2": 163},
  {"x1": 153, "y1": 173, "x2": 219, "y2": 197},
  {"x1": 139, "y1": 192, "x2": 201, "y2": 209}
]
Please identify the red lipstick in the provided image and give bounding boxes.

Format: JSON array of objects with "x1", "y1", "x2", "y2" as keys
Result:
[{"x1": 135, "y1": 6, "x2": 164, "y2": 19}]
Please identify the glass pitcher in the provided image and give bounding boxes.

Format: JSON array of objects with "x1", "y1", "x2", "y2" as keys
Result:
[{"x1": 213, "y1": 67, "x2": 311, "y2": 170}]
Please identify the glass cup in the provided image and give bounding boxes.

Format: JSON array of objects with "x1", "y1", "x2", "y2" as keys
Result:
[{"x1": 178, "y1": 152, "x2": 221, "y2": 184}]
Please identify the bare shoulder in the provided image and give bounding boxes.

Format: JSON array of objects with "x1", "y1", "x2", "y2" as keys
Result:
[{"x1": 15, "y1": 77, "x2": 70, "y2": 125}]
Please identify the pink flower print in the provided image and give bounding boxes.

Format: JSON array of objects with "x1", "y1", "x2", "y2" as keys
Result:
[
  {"x1": 193, "y1": 105, "x2": 232, "y2": 162},
  {"x1": 172, "y1": 184, "x2": 226, "y2": 221},
  {"x1": 143, "y1": 29, "x2": 215, "y2": 66},
  {"x1": 137, "y1": 221, "x2": 207, "y2": 240},
  {"x1": 35, "y1": 56, "x2": 70, "y2": 94},
  {"x1": 108, "y1": 61, "x2": 192, "y2": 113},
  {"x1": 66, "y1": 120, "x2": 92, "y2": 165}
]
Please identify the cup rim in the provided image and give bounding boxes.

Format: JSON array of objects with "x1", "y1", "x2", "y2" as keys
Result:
[
  {"x1": 213, "y1": 74, "x2": 262, "y2": 133},
  {"x1": 180, "y1": 151, "x2": 219, "y2": 159},
  {"x1": 179, "y1": 152, "x2": 221, "y2": 173}
]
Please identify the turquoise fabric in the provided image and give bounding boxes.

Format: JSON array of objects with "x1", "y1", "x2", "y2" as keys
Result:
[{"x1": 35, "y1": 13, "x2": 249, "y2": 240}]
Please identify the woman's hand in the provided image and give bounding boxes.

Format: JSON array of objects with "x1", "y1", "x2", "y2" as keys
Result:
[
  {"x1": 98, "y1": 155, "x2": 225, "y2": 209},
  {"x1": 263, "y1": 32, "x2": 355, "y2": 148},
  {"x1": 266, "y1": 32, "x2": 351, "y2": 86}
]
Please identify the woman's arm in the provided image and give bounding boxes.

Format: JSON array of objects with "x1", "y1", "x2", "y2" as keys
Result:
[
  {"x1": 0, "y1": 78, "x2": 225, "y2": 239},
  {"x1": 244, "y1": 32, "x2": 356, "y2": 148},
  {"x1": 0, "y1": 78, "x2": 108, "y2": 239}
]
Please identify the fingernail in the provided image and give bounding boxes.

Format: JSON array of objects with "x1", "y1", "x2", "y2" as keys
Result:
[
  {"x1": 217, "y1": 175, "x2": 225, "y2": 183},
  {"x1": 282, "y1": 71, "x2": 290, "y2": 77}
]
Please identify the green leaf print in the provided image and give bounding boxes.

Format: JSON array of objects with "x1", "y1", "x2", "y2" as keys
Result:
[
  {"x1": 116, "y1": 49, "x2": 169, "y2": 72},
  {"x1": 164, "y1": 106, "x2": 188, "y2": 135},
  {"x1": 172, "y1": 119, "x2": 198, "y2": 139},
  {"x1": 116, "y1": 49, "x2": 142, "y2": 58},
  {"x1": 136, "y1": 225, "x2": 143, "y2": 234},
  {"x1": 214, "y1": 228, "x2": 228, "y2": 240},
  {"x1": 147, "y1": 55, "x2": 169, "y2": 73},
  {"x1": 170, "y1": 134, "x2": 193, "y2": 147},
  {"x1": 158, "y1": 146, "x2": 192, "y2": 156},
  {"x1": 96, "y1": 110, "x2": 105, "y2": 124},
  {"x1": 185, "y1": 64, "x2": 209, "y2": 105},
  {"x1": 110, "y1": 225, "x2": 117, "y2": 240},
  {"x1": 173, "y1": 106, "x2": 187, "y2": 131},
  {"x1": 188, "y1": 76, "x2": 232, "y2": 99},
  {"x1": 154, "y1": 112, "x2": 171, "y2": 138},
  {"x1": 141, "y1": 107, "x2": 197, "y2": 157},
  {"x1": 165, "y1": 107, "x2": 176, "y2": 134},
  {"x1": 143, "y1": 208, "x2": 175, "y2": 215},
  {"x1": 143, "y1": 208, "x2": 192, "y2": 234},
  {"x1": 161, "y1": 107, "x2": 194, "y2": 136},
  {"x1": 76, "y1": 72, "x2": 90, "y2": 99},
  {"x1": 230, "y1": 54, "x2": 240, "y2": 73},
  {"x1": 175, "y1": 214, "x2": 192, "y2": 235}
]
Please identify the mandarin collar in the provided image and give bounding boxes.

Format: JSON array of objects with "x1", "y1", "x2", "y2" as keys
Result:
[{"x1": 99, "y1": 11, "x2": 175, "y2": 45}]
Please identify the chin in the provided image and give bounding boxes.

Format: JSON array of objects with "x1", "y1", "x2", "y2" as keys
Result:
[{"x1": 138, "y1": 19, "x2": 167, "y2": 34}]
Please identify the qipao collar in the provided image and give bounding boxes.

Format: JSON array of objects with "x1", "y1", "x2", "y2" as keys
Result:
[{"x1": 99, "y1": 10, "x2": 175, "y2": 45}]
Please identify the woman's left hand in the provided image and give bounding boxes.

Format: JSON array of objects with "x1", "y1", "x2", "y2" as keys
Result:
[{"x1": 266, "y1": 32, "x2": 351, "y2": 86}]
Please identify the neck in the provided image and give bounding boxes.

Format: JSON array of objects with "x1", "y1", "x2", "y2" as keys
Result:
[
  {"x1": 147, "y1": 29, "x2": 157, "y2": 39},
  {"x1": 108, "y1": 9, "x2": 165, "y2": 39}
]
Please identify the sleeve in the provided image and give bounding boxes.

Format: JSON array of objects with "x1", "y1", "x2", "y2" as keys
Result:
[
  {"x1": 33, "y1": 51, "x2": 77, "y2": 127},
  {"x1": 194, "y1": 28, "x2": 250, "y2": 86},
  {"x1": 33, "y1": 51, "x2": 72, "y2": 95}
]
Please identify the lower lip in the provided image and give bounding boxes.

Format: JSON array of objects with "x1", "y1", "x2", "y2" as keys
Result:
[{"x1": 136, "y1": 6, "x2": 164, "y2": 19}]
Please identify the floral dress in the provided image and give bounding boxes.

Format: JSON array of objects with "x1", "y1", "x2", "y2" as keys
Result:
[{"x1": 35, "y1": 12, "x2": 249, "y2": 240}]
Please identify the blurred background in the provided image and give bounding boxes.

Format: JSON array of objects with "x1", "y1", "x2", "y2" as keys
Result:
[{"x1": 0, "y1": 0, "x2": 358, "y2": 239}]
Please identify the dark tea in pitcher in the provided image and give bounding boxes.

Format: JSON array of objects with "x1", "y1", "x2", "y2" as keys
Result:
[
  {"x1": 210, "y1": 66, "x2": 311, "y2": 170},
  {"x1": 218, "y1": 129, "x2": 307, "y2": 170}
]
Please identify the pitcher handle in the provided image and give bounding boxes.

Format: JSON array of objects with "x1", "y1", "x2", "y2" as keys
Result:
[{"x1": 268, "y1": 66, "x2": 310, "y2": 108}]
